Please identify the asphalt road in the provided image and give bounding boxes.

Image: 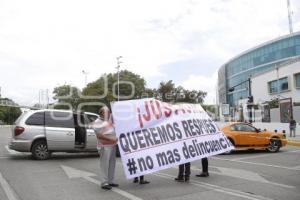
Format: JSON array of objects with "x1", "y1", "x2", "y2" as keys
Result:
[{"x1": 0, "y1": 127, "x2": 299, "y2": 200}]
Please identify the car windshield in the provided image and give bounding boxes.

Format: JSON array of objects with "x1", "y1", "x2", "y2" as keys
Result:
[{"x1": 234, "y1": 124, "x2": 256, "y2": 132}]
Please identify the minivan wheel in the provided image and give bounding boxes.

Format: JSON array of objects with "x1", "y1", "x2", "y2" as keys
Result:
[
  {"x1": 267, "y1": 138, "x2": 280, "y2": 153},
  {"x1": 31, "y1": 141, "x2": 51, "y2": 160}
]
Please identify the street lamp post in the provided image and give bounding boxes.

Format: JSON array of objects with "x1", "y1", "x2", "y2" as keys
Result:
[
  {"x1": 82, "y1": 70, "x2": 89, "y2": 86},
  {"x1": 116, "y1": 56, "x2": 122, "y2": 101}
]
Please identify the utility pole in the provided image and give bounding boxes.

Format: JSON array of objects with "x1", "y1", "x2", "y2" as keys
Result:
[
  {"x1": 46, "y1": 89, "x2": 49, "y2": 109},
  {"x1": 116, "y1": 56, "x2": 122, "y2": 101},
  {"x1": 82, "y1": 70, "x2": 89, "y2": 86},
  {"x1": 39, "y1": 89, "x2": 42, "y2": 108},
  {"x1": 287, "y1": 0, "x2": 293, "y2": 34},
  {"x1": 228, "y1": 78, "x2": 253, "y2": 122}
]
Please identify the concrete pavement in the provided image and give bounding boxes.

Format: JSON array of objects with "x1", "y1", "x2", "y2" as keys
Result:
[{"x1": 1, "y1": 127, "x2": 300, "y2": 200}]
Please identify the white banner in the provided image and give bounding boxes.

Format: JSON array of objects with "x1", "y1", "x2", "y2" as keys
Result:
[{"x1": 111, "y1": 98, "x2": 234, "y2": 179}]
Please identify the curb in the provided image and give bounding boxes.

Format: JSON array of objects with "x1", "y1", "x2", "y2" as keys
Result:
[
  {"x1": 0, "y1": 125, "x2": 12, "y2": 128},
  {"x1": 287, "y1": 140, "x2": 300, "y2": 147}
]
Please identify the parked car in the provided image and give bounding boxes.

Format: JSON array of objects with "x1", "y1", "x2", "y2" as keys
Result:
[
  {"x1": 9, "y1": 109, "x2": 100, "y2": 160},
  {"x1": 221, "y1": 122, "x2": 287, "y2": 153}
]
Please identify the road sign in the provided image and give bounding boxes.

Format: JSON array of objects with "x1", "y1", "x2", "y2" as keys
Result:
[{"x1": 221, "y1": 104, "x2": 230, "y2": 115}]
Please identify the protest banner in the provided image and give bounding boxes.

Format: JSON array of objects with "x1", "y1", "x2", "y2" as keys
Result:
[{"x1": 111, "y1": 98, "x2": 234, "y2": 179}]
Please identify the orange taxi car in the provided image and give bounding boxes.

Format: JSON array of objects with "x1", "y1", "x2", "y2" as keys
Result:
[{"x1": 221, "y1": 122, "x2": 287, "y2": 153}]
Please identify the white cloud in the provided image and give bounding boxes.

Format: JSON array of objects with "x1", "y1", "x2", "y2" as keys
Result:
[
  {"x1": 181, "y1": 71, "x2": 218, "y2": 104},
  {"x1": 0, "y1": 0, "x2": 299, "y2": 106}
]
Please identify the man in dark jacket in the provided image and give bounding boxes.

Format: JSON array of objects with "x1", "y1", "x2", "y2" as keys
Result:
[
  {"x1": 175, "y1": 162, "x2": 190, "y2": 182},
  {"x1": 196, "y1": 157, "x2": 209, "y2": 177},
  {"x1": 289, "y1": 118, "x2": 297, "y2": 137}
]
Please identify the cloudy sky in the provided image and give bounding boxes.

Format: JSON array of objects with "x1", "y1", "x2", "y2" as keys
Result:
[{"x1": 0, "y1": 0, "x2": 299, "y2": 106}]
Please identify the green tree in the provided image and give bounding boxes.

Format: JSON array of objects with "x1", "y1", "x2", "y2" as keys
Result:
[
  {"x1": 156, "y1": 80, "x2": 207, "y2": 103},
  {"x1": 202, "y1": 105, "x2": 216, "y2": 113},
  {"x1": 268, "y1": 99, "x2": 279, "y2": 109},
  {"x1": 52, "y1": 85, "x2": 81, "y2": 110},
  {"x1": 0, "y1": 98, "x2": 22, "y2": 124},
  {"x1": 141, "y1": 88, "x2": 157, "y2": 99},
  {"x1": 174, "y1": 87, "x2": 207, "y2": 104},
  {"x1": 157, "y1": 80, "x2": 175, "y2": 102},
  {"x1": 82, "y1": 70, "x2": 147, "y2": 113}
]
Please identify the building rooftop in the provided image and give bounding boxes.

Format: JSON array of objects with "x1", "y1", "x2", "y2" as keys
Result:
[{"x1": 221, "y1": 31, "x2": 300, "y2": 68}]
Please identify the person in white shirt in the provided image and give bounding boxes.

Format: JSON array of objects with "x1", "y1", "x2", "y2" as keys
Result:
[{"x1": 93, "y1": 106, "x2": 118, "y2": 190}]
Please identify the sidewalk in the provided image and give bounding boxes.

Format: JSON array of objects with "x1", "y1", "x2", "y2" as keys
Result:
[{"x1": 286, "y1": 134, "x2": 300, "y2": 147}]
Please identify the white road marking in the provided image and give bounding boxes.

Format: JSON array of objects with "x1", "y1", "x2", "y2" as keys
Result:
[
  {"x1": 191, "y1": 166, "x2": 294, "y2": 189},
  {"x1": 231, "y1": 154, "x2": 272, "y2": 161},
  {"x1": 290, "y1": 165, "x2": 300, "y2": 170},
  {"x1": 285, "y1": 149, "x2": 300, "y2": 153},
  {"x1": 61, "y1": 165, "x2": 143, "y2": 200},
  {"x1": 83, "y1": 176, "x2": 142, "y2": 200},
  {"x1": 230, "y1": 149, "x2": 300, "y2": 161},
  {"x1": 154, "y1": 172, "x2": 273, "y2": 200},
  {"x1": 0, "y1": 172, "x2": 19, "y2": 200},
  {"x1": 212, "y1": 157, "x2": 300, "y2": 171}
]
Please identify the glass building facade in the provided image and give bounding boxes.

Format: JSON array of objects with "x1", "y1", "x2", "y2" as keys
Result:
[{"x1": 218, "y1": 32, "x2": 300, "y2": 107}]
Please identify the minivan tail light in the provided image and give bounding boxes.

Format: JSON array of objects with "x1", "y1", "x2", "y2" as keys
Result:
[{"x1": 14, "y1": 126, "x2": 25, "y2": 136}]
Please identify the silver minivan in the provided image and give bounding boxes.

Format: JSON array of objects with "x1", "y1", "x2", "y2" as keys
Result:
[{"x1": 9, "y1": 109, "x2": 99, "y2": 160}]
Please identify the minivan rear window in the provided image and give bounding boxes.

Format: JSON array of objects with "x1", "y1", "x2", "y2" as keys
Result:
[
  {"x1": 45, "y1": 111, "x2": 74, "y2": 128},
  {"x1": 14, "y1": 111, "x2": 26, "y2": 124},
  {"x1": 25, "y1": 112, "x2": 45, "y2": 126}
]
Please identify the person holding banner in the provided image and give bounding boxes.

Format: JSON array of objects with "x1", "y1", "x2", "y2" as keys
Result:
[
  {"x1": 133, "y1": 176, "x2": 150, "y2": 184},
  {"x1": 196, "y1": 157, "x2": 209, "y2": 177},
  {"x1": 175, "y1": 162, "x2": 191, "y2": 182},
  {"x1": 111, "y1": 98, "x2": 234, "y2": 181},
  {"x1": 93, "y1": 106, "x2": 118, "y2": 190}
]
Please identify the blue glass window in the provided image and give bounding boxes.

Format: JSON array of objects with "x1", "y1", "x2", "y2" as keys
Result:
[
  {"x1": 296, "y1": 46, "x2": 300, "y2": 54},
  {"x1": 268, "y1": 80, "x2": 278, "y2": 93},
  {"x1": 295, "y1": 73, "x2": 300, "y2": 88},
  {"x1": 279, "y1": 77, "x2": 288, "y2": 91},
  {"x1": 296, "y1": 37, "x2": 300, "y2": 45},
  {"x1": 268, "y1": 77, "x2": 289, "y2": 94},
  {"x1": 224, "y1": 35, "x2": 300, "y2": 106}
]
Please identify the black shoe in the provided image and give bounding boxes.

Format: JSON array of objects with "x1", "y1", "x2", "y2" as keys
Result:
[
  {"x1": 139, "y1": 180, "x2": 150, "y2": 184},
  {"x1": 109, "y1": 183, "x2": 119, "y2": 187},
  {"x1": 174, "y1": 177, "x2": 184, "y2": 182},
  {"x1": 196, "y1": 172, "x2": 209, "y2": 177},
  {"x1": 185, "y1": 176, "x2": 190, "y2": 182},
  {"x1": 133, "y1": 177, "x2": 139, "y2": 183},
  {"x1": 101, "y1": 184, "x2": 112, "y2": 190}
]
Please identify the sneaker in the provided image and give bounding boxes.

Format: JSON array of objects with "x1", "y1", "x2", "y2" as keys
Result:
[
  {"x1": 109, "y1": 183, "x2": 119, "y2": 187},
  {"x1": 139, "y1": 180, "x2": 150, "y2": 184},
  {"x1": 174, "y1": 177, "x2": 184, "y2": 182},
  {"x1": 185, "y1": 176, "x2": 190, "y2": 182},
  {"x1": 196, "y1": 172, "x2": 209, "y2": 177},
  {"x1": 101, "y1": 184, "x2": 112, "y2": 190}
]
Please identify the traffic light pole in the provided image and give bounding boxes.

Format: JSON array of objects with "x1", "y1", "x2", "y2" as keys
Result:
[
  {"x1": 248, "y1": 78, "x2": 253, "y2": 123},
  {"x1": 228, "y1": 78, "x2": 251, "y2": 92},
  {"x1": 228, "y1": 77, "x2": 253, "y2": 123}
]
